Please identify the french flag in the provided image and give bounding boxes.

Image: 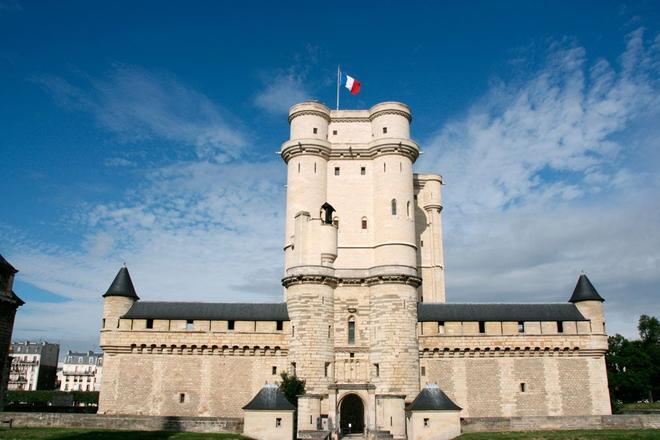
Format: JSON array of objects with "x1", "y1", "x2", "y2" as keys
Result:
[{"x1": 344, "y1": 74, "x2": 361, "y2": 95}]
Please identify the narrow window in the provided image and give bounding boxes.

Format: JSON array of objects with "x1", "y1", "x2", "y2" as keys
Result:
[
  {"x1": 117, "y1": 319, "x2": 120, "y2": 329},
  {"x1": 333, "y1": 130, "x2": 337, "y2": 135},
  {"x1": 374, "y1": 363, "x2": 380, "y2": 377},
  {"x1": 520, "y1": 383, "x2": 526, "y2": 392},
  {"x1": 276, "y1": 320, "x2": 283, "y2": 331},
  {"x1": 334, "y1": 167, "x2": 340, "y2": 176},
  {"x1": 349, "y1": 352, "x2": 354, "y2": 358},
  {"x1": 518, "y1": 321, "x2": 525, "y2": 333},
  {"x1": 324, "y1": 362, "x2": 330, "y2": 377},
  {"x1": 423, "y1": 418, "x2": 430, "y2": 427},
  {"x1": 421, "y1": 366, "x2": 426, "y2": 376},
  {"x1": 298, "y1": 163, "x2": 300, "y2": 173},
  {"x1": 333, "y1": 217, "x2": 339, "y2": 228},
  {"x1": 310, "y1": 415, "x2": 313, "y2": 424},
  {"x1": 102, "y1": 318, "x2": 105, "y2": 328},
  {"x1": 292, "y1": 325, "x2": 295, "y2": 336},
  {"x1": 328, "y1": 325, "x2": 331, "y2": 338},
  {"x1": 291, "y1": 362, "x2": 296, "y2": 375},
  {"x1": 228, "y1": 320, "x2": 235, "y2": 331},
  {"x1": 383, "y1": 127, "x2": 388, "y2": 134},
  {"x1": 400, "y1": 162, "x2": 402, "y2": 172},
  {"x1": 360, "y1": 166, "x2": 366, "y2": 175},
  {"x1": 314, "y1": 162, "x2": 317, "y2": 173},
  {"x1": 276, "y1": 418, "x2": 282, "y2": 427},
  {"x1": 361, "y1": 217, "x2": 368, "y2": 229},
  {"x1": 384, "y1": 163, "x2": 386, "y2": 172},
  {"x1": 479, "y1": 321, "x2": 485, "y2": 334},
  {"x1": 391, "y1": 199, "x2": 397, "y2": 216},
  {"x1": 438, "y1": 321, "x2": 445, "y2": 334},
  {"x1": 407, "y1": 201, "x2": 411, "y2": 217},
  {"x1": 414, "y1": 194, "x2": 418, "y2": 200},
  {"x1": 186, "y1": 320, "x2": 193, "y2": 331},
  {"x1": 348, "y1": 320, "x2": 356, "y2": 345},
  {"x1": 421, "y1": 240, "x2": 424, "y2": 247},
  {"x1": 272, "y1": 366, "x2": 277, "y2": 375},
  {"x1": 557, "y1": 321, "x2": 564, "y2": 333},
  {"x1": 313, "y1": 127, "x2": 318, "y2": 134},
  {"x1": 146, "y1": 319, "x2": 153, "y2": 329},
  {"x1": 390, "y1": 417, "x2": 393, "y2": 427},
  {"x1": 179, "y1": 393, "x2": 186, "y2": 403}
]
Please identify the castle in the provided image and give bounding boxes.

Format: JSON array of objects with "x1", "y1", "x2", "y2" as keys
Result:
[{"x1": 98, "y1": 101, "x2": 611, "y2": 439}]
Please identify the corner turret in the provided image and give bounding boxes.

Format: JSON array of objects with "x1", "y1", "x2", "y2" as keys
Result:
[
  {"x1": 569, "y1": 274, "x2": 606, "y2": 335},
  {"x1": 101, "y1": 266, "x2": 138, "y2": 332}
]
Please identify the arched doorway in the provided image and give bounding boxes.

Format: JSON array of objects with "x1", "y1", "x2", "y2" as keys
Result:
[{"x1": 339, "y1": 393, "x2": 364, "y2": 435}]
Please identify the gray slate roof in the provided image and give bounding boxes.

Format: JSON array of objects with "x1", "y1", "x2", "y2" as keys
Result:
[
  {"x1": 0, "y1": 254, "x2": 17, "y2": 273},
  {"x1": 242, "y1": 384, "x2": 295, "y2": 411},
  {"x1": 417, "y1": 303, "x2": 587, "y2": 322},
  {"x1": 569, "y1": 274, "x2": 605, "y2": 303},
  {"x1": 408, "y1": 384, "x2": 461, "y2": 411},
  {"x1": 103, "y1": 267, "x2": 139, "y2": 300},
  {"x1": 122, "y1": 301, "x2": 289, "y2": 321}
]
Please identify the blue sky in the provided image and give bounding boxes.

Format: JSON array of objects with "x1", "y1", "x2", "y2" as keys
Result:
[{"x1": 1, "y1": 1, "x2": 659, "y2": 353}]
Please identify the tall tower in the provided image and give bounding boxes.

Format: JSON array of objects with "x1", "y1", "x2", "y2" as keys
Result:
[{"x1": 281, "y1": 101, "x2": 433, "y2": 438}]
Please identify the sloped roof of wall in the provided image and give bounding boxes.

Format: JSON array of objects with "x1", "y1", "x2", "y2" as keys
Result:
[
  {"x1": 122, "y1": 301, "x2": 289, "y2": 321},
  {"x1": 417, "y1": 303, "x2": 587, "y2": 322},
  {"x1": 242, "y1": 384, "x2": 295, "y2": 411},
  {"x1": 408, "y1": 384, "x2": 461, "y2": 411}
]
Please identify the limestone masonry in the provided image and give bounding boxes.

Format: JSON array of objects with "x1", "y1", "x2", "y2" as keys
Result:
[{"x1": 98, "y1": 101, "x2": 611, "y2": 439}]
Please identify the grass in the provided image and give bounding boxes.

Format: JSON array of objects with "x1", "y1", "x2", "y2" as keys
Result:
[
  {"x1": 458, "y1": 429, "x2": 660, "y2": 439},
  {"x1": 0, "y1": 428, "x2": 250, "y2": 439}
]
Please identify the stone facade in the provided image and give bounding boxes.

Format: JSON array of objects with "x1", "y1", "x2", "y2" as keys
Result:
[
  {"x1": 98, "y1": 101, "x2": 611, "y2": 439},
  {"x1": 59, "y1": 351, "x2": 103, "y2": 392},
  {"x1": 9, "y1": 341, "x2": 60, "y2": 391}
]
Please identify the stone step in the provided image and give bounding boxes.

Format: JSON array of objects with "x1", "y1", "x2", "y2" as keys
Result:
[
  {"x1": 371, "y1": 430, "x2": 394, "y2": 440},
  {"x1": 298, "y1": 430, "x2": 331, "y2": 440}
]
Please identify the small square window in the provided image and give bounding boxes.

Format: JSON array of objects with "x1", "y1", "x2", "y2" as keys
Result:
[
  {"x1": 349, "y1": 352, "x2": 354, "y2": 358},
  {"x1": 374, "y1": 363, "x2": 380, "y2": 377},
  {"x1": 146, "y1": 319, "x2": 153, "y2": 329},
  {"x1": 276, "y1": 418, "x2": 282, "y2": 427},
  {"x1": 421, "y1": 366, "x2": 426, "y2": 376},
  {"x1": 518, "y1": 321, "x2": 525, "y2": 333},
  {"x1": 179, "y1": 393, "x2": 186, "y2": 403},
  {"x1": 186, "y1": 320, "x2": 193, "y2": 331},
  {"x1": 520, "y1": 383, "x2": 526, "y2": 392},
  {"x1": 479, "y1": 321, "x2": 485, "y2": 334},
  {"x1": 228, "y1": 320, "x2": 235, "y2": 330},
  {"x1": 333, "y1": 130, "x2": 337, "y2": 135},
  {"x1": 334, "y1": 167, "x2": 340, "y2": 176},
  {"x1": 438, "y1": 321, "x2": 445, "y2": 334},
  {"x1": 414, "y1": 194, "x2": 418, "y2": 200},
  {"x1": 276, "y1": 320, "x2": 283, "y2": 331},
  {"x1": 423, "y1": 418, "x2": 430, "y2": 427},
  {"x1": 420, "y1": 240, "x2": 424, "y2": 247},
  {"x1": 360, "y1": 166, "x2": 366, "y2": 175},
  {"x1": 272, "y1": 366, "x2": 277, "y2": 375},
  {"x1": 361, "y1": 219, "x2": 367, "y2": 229},
  {"x1": 382, "y1": 127, "x2": 388, "y2": 134},
  {"x1": 313, "y1": 128, "x2": 318, "y2": 134},
  {"x1": 557, "y1": 321, "x2": 564, "y2": 333}
]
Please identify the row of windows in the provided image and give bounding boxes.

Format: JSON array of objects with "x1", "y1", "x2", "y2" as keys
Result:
[
  {"x1": 310, "y1": 126, "x2": 390, "y2": 136},
  {"x1": 141, "y1": 319, "x2": 285, "y2": 331},
  {"x1": 295, "y1": 162, "x2": 407, "y2": 175},
  {"x1": 330, "y1": 200, "x2": 412, "y2": 230},
  {"x1": 434, "y1": 320, "x2": 563, "y2": 334}
]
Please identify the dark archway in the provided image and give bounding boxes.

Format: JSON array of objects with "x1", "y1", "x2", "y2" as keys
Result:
[{"x1": 340, "y1": 393, "x2": 364, "y2": 435}]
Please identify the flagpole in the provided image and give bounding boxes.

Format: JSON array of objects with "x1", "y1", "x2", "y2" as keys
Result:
[{"x1": 336, "y1": 65, "x2": 341, "y2": 110}]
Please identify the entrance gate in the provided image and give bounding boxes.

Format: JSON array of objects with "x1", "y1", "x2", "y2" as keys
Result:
[{"x1": 339, "y1": 394, "x2": 364, "y2": 435}]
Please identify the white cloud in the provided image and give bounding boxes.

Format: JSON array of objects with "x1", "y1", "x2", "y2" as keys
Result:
[
  {"x1": 418, "y1": 28, "x2": 660, "y2": 337},
  {"x1": 34, "y1": 65, "x2": 246, "y2": 162},
  {"x1": 254, "y1": 71, "x2": 311, "y2": 115}
]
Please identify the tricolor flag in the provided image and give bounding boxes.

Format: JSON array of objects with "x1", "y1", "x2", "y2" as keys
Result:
[{"x1": 344, "y1": 74, "x2": 361, "y2": 95}]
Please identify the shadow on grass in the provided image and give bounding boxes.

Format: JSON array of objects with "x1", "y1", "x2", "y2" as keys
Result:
[{"x1": 0, "y1": 428, "x2": 247, "y2": 440}]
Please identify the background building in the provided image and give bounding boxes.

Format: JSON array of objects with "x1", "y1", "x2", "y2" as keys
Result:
[
  {"x1": 0, "y1": 255, "x2": 24, "y2": 407},
  {"x1": 60, "y1": 350, "x2": 103, "y2": 392},
  {"x1": 9, "y1": 341, "x2": 60, "y2": 391}
]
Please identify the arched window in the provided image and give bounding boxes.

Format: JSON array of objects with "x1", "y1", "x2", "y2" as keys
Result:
[
  {"x1": 391, "y1": 199, "x2": 397, "y2": 216},
  {"x1": 361, "y1": 217, "x2": 368, "y2": 229},
  {"x1": 407, "y1": 201, "x2": 411, "y2": 217},
  {"x1": 333, "y1": 217, "x2": 339, "y2": 228},
  {"x1": 348, "y1": 317, "x2": 356, "y2": 345}
]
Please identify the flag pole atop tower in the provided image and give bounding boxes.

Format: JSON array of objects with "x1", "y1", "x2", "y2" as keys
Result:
[{"x1": 336, "y1": 65, "x2": 341, "y2": 110}]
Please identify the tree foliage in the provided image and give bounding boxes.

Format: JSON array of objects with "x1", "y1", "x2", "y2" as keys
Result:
[
  {"x1": 278, "y1": 372, "x2": 305, "y2": 407},
  {"x1": 607, "y1": 315, "x2": 659, "y2": 407}
]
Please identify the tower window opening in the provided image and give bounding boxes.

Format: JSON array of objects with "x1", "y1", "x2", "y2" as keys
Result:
[
  {"x1": 297, "y1": 163, "x2": 300, "y2": 173},
  {"x1": 384, "y1": 163, "x2": 386, "y2": 172},
  {"x1": 361, "y1": 217, "x2": 368, "y2": 229},
  {"x1": 313, "y1": 127, "x2": 318, "y2": 134},
  {"x1": 179, "y1": 393, "x2": 186, "y2": 403},
  {"x1": 102, "y1": 318, "x2": 105, "y2": 328},
  {"x1": 407, "y1": 201, "x2": 411, "y2": 217},
  {"x1": 333, "y1": 130, "x2": 337, "y2": 135},
  {"x1": 423, "y1": 418, "x2": 430, "y2": 427},
  {"x1": 400, "y1": 162, "x2": 402, "y2": 172},
  {"x1": 292, "y1": 325, "x2": 295, "y2": 336},
  {"x1": 414, "y1": 194, "x2": 418, "y2": 200},
  {"x1": 438, "y1": 321, "x2": 445, "y2": 334},
  {"x1": 186, "y1": 320, "x2": 193, "y2": 331},
  {"x1": 361, "y1": 166, "x2": 366, "y2": 175},
  {"x1": 479, "y1": 321, "x2": 485, "y2": 334},
  {"x1": 324, "y1": 362, "x2": 330, "y2": 377},
  {"x1": 334, "y1": 167, "x2": 340, "y2": 176},
  {"x1": 383, "y1": 127, "x2": 388, "y2": 134},
  {"x1": 276, "y1": 320, "x2": 283, "y2": 331},
  {"x1": 348, "y1": 319, "x2": 356, "y2": 345},
  {"x1": 228, "y1": 320, "x2": 235, "y2": 331},
  {"x1": 421, "y1": 240, "x2": 424, "y2": 247},
  {"x1": 276, "y1": 418, "x2": 282, "y2": 427},
  {"x1": 520, "y1": 383, "x2": 526, "y2": 392},
  {"x1": 349, "y1": 352, "x2": 354, "y2": 358},
  {"x1": 374, "y1": 363, "x2": 380, "y2": 377},
  {"x1": 391, "y1": 199, "x2": 397, "y2": 216},
  {"x1": 272, "y1": 366, "x2": 277, "y2": 375},
  {"x1": 421, "y1": 366, "x2": 426, "y2": 376},
  {"x1": 291, "y1": 362, "x2": 296, "y2": 375},
  {"x1": 314, "y1": 162, "x2": 317, "y2": 173},
  {"x1": 518, "y1": 321, "x2": 525, "y2": 333},
  {"x1": 328, "y1": 325, "x2": 331, "y2": 338},
  {"x1": 146, "y1": 319, "x2": 153, "y2": 329},
  {"x1": 557, "y1": 321, "x2": 564, "y2": 333},
  {"x1": 333, "y1": 217, "x2": 339, "y2": 228}
]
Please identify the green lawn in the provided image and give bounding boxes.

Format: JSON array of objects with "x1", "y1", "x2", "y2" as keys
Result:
[
  {"x1": 459, "y1": 429, "x2": 660, "y2": 439},
  {"x1": 0, "y1": 428, "x2": 250, "y2": 439}
]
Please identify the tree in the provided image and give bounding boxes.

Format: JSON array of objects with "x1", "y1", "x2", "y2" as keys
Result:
[
  {"x1": 638, "y1": 315, "x2": 660, "y2": 345},
  {"x1": 278, "y1": 372, "x2": 305, "y2": 407}
]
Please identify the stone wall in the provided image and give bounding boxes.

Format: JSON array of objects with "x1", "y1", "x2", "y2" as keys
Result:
[
  {"x1": 461, "y1": 414, "x2": 660, "y2": 432},
  {"x1": 0, "y1": 412, "x2": 242, "y2": 433}
]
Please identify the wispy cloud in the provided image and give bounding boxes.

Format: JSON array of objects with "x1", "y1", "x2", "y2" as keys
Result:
[
  {"x1": 34, "y1": 65, "x2": 246, "y2": 162},
  {"x1": 419, "y1": 28, "x2": 660, "y2": 337},
  {"x1": 254, "y1": 71, "x2": 311, "y2": 115}
]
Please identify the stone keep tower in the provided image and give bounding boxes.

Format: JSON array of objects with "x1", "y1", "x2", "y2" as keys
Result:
[{"x1": 280, "y1": 101, "x2": 445, "y2": 437}]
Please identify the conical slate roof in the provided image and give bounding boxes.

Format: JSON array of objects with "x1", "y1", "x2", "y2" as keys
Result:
[
  {"x1": 569, "y1": 274, "x2": 604, "y2": 303},
  {"x1": 242, "y1": 384, "x2": 295, "y2": 411},
  {"x1": 0, "y1": 254, "x2": 18, "y2": 274},
  {"x1": 408, "y1": 384, "x2": 461, "y2": 411},
  {"x1": 102, "y1": 267, "x2": 139, "y2": 300}
]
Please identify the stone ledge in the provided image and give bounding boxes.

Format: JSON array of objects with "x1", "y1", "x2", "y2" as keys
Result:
[{"x1": 461, "y1": 414, "x2": 660, "y2": 432}]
